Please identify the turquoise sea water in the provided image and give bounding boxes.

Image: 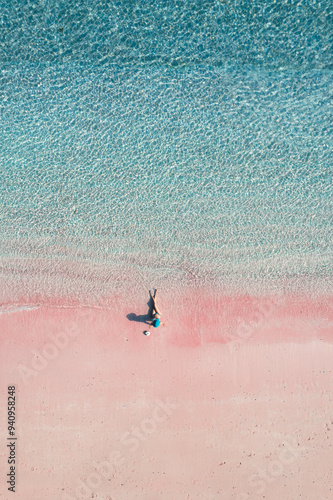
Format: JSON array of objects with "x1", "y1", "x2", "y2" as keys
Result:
[{"x1": 0, "y1": 0, "x2": 332, "y2": 302}]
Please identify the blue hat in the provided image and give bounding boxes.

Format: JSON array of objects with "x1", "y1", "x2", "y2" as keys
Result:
[{"x1": 152, "y1": 318, "x2": 161, "y2": 328}]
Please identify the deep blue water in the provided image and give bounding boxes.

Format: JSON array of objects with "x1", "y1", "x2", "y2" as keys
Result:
[{"x1": 1, "y1": 0, "x2": 333, "y2": 70}]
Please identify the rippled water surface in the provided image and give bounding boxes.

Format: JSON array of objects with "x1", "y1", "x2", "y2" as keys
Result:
[{"x1": 0, "y1": 0, "x2": 332, "y2": 302}]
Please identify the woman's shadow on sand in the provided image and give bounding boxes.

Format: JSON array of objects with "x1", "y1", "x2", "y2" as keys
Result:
[{"x1": 126, "y1": 296, "x2": 154, "y2": 325}]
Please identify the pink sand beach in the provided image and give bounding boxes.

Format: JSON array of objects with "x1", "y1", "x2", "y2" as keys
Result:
[{"x1": 1, "y1": 289, "x2": 332, "y2": 499}]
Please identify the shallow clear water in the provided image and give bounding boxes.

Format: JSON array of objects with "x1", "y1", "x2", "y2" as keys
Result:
[{"x1": 0, "y1": 0, "x2": 332, "y2": 302}]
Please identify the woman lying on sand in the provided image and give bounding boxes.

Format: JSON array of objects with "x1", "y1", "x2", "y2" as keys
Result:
[{"x1": 144, "y1": 289, "x2": 166, "y2": 335}]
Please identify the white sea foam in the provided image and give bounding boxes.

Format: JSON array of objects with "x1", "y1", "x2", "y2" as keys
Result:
[{"x1": 0, "y1": 304, "x2": 40, "y2": 315}]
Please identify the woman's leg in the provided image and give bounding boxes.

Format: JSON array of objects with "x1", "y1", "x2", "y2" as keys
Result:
[
  {"x1": 150, "y1": 289, "x2": 156, "y2": 316},
  {"x1": 150, "y1": 289, "x2": 162, "y2": 316},
  {"x1": 152, "y1": 298, "x2": 162, "y2": 316}
]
